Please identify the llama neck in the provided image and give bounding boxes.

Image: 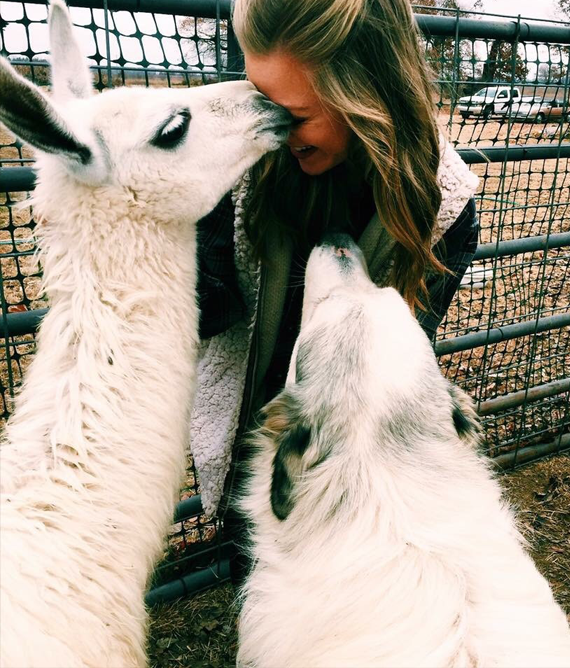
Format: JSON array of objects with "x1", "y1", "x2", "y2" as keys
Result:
[{"x1": 4, "y1": 176, "x2": 200, "y2": 532}]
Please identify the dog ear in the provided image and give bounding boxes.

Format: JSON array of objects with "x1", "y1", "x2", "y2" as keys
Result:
[
  {"x1": 271, "y1": 421, "x2": 311, "y2": 520},
  {"x1": 449, "y1": 385, "x2": 481, "y2": 447},
  {"x1": 261, "y1": 391, "x2": 312, "y2": 521}
]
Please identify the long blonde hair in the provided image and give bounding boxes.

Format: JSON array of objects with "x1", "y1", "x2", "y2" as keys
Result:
[{"x1": 233, "y1": 0, "x2": 444, "y2": 308}]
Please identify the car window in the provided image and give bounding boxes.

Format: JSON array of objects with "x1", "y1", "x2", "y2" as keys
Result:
[
  {"x1": 497, "y1": 91, "x2": 508, "y2": 99},
  {"x1": 476, "y1": 87, "x2": 497, "y2": 97}
]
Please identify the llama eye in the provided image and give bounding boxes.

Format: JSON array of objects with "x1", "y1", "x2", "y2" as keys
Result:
[{"x1": 151, "y1": 110, "x2": 191, "y2": 150}]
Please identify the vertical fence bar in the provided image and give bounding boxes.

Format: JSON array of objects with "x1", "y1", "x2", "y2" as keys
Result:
[
  {"x1": 448, "y1": 6, "x2": 461, "y2": 129},
  {"x1": 102, "y1": 0, "x2": 114, "y2": 88},
  {"x1": 227, "y1": 21, "x2": 244, "y2": 78},
  {"x1": 215, "y1": 0, "x2": 222, "y2": 82}
]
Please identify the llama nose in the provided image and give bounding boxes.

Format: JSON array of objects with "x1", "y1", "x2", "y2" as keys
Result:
[{"x1": 253, "y1": 94, "x2": 293, "y2": 125}]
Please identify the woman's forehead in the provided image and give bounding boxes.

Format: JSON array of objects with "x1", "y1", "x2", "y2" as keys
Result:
[{"x1": 244, "y1": 49, "x2": 320, "y2": 112}]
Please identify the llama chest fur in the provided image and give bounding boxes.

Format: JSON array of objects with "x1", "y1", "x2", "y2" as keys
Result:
[
  {"x1": 0, "y1": 178, "x2": 197, "y2": 666},
  {"x1": 3, "y1": 176, "x2": 197, "y2": 505}
]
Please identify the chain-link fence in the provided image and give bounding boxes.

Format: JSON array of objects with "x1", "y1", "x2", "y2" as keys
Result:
[{"x1": 1, "y1": 0, "x2": 568, "y2": 602}]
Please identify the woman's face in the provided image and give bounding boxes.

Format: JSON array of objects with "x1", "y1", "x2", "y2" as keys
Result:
[{"x1": 245, "y1": 50, "x2": 352, "y2": 176}]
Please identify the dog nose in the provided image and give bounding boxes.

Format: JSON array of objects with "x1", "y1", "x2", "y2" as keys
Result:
[
  {"x1": 319, "y1": 232, "x2": 361, "y2": 261},
  {"x1": 319, "y1": 232, "x2": 358, "y2": 253},
  {"x1": 316, "y1": 232, "x2": 369, "y2": 277}
]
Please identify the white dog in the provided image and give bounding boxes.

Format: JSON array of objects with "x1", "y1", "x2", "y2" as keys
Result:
[{"x1": 237, "y1": 233, "x2": 570, "y2": 668}]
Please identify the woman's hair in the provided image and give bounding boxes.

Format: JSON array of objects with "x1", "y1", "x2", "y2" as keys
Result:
[{"x1": 233, "y1": 0, "x2": 444, "y2": 309}]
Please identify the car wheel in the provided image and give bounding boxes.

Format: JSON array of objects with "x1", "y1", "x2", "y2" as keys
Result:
[
  {"x1": 483, "y1": 105, "x2": 493, "y2": 120},
  {"x1": 460, "y1": 112, "x2": 470, "y2": 120},
  {"x1": 535, "y1": 113, "x2": 546, "y2": 124}
]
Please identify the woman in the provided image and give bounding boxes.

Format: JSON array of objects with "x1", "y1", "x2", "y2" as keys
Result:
[{"x1": 190, "y1": 0, "x2": 479, "y2": 552}]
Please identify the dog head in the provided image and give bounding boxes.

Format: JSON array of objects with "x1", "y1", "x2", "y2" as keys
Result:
[{"x1": 263, "y1": 233, "x2": 480, "y2": 520}]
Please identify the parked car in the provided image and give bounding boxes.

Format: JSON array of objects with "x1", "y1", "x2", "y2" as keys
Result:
[
  {"x1": 457, "y1": 86, "x2": 534, "y2": 119},
  {"x1": 510, "y1": 99, "x2": 543, "y2": 121},
  {"x1": 509, "y1": 98, "x2": 569, "y2": 123},
  {"x1": 534, "y1": 99, "x2": 569, "y2": 123}
]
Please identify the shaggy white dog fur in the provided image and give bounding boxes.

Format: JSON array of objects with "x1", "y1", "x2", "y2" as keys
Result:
[
  {"x1": 237, "y1": 233, "x2": 570, "y2": 668},
  {"x1": 0, "y1": 3, "x2": 289, "y2": 666}
]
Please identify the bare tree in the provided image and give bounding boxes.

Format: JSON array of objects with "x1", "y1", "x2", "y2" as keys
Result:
[
  {"x1": 556, "y1": 0, "x2": 570, "y2": 19},
  {"x1": 481, "y1": 41, "x2": 529, "y2": 83},
  {"x1": 415, "y1": 0, "x2": 483, "y2": 97}
]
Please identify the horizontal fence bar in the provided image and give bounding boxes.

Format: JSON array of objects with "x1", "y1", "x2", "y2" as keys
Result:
[
  {"x1": 12, "y1": 0, "x2": 570, "y2": 43},
  {"x1": 493, "y1": 432, "x2": 570, "y2": 470},
  {"x1": 478, "y1": 378, "x2": 570, "y2": 416},
  {"x1": 4, "y1": 144, "x2": 570, "y2": 194},
  {"x1": 145, "y1": 557, "x2": 230, "y2": 606},
  {"x1": 473, "y1": 231, "x2": 570, "y2": 260},
  {"x1": 173, "y1": 494, "x2": 203, "y2": 522},
  {"x1": 417, "y1": 14, "x2": 570, "y2": 45},
  {"x1": 458, "y1": 143, "x2": 570, "y2": 165},
  {"x1": 435, "y1": 312, "x2": 570, "y2": 356},
  {"x1": 1, "y1": 309, "x2": 47, "y2": 338},
  {"x1": 0, "y1": 168, "x2": 37, "y2": 192}
]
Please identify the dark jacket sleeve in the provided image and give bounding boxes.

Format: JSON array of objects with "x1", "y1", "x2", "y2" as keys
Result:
[
  {"x1": 416, "y1": 198, "x2": 479, "y2": 342},
  {"x1": 197, "y1": 194, "x2": 246, "y2": 339}
]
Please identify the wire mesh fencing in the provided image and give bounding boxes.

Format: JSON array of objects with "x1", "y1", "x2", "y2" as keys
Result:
[
  {"x1": 414, "y1": 5, "x2": 570, "y2": 465},
  {"x1": 0, "y1": 0, "x2": 568, "y2": 601}
]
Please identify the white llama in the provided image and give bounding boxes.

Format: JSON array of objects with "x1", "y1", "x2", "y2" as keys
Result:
[
  {"x1": 237, "y1": 233, "x2": 570, "y2": 668},
  {"x1": 0, "y1": 2, "x2": 290, "y2": 666}
]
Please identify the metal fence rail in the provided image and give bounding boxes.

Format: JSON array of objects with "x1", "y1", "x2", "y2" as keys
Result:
[{"x1": 1, "y1": 1, "x2": 569, "y2": 602}]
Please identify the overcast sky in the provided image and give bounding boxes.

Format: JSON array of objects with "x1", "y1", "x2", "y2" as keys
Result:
[{"x1": 459, "y1": 0, "x2": 563, "y2": 21}]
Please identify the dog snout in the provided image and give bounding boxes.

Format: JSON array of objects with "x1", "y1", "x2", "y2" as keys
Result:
[
  {"x1": 318, "y1": 232, "x2": 367, "y2": 270},
  {"x1": 320, "y1": 232, "x2": 358, "y2": 254}
]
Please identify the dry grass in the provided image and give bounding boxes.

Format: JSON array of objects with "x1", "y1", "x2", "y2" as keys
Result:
[
  {"x1": 148, "y1": 585, "x2": 238, "y2": 668},
  {"x1": 501, "y1": 453, "x2": 570, "y2": 619}
]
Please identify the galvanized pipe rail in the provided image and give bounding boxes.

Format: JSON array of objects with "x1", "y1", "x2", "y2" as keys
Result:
[
  {"x1": 473, "y1": 231, "x2": 570, "y2": 260},
  {"x1": 478, "y1": 378, "x2": 570, "y2": 416},
  {"x1": 434, "y1": 312, "x2": 570, "y2": 356}
]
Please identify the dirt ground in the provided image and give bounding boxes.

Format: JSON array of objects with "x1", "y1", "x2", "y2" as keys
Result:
[{"x1": 147, "y1": 453, "x2": 570, "y2": 668}]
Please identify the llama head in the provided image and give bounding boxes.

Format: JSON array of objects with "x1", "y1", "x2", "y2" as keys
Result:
[
  {"x1": 264, "y1": 233, "x2": 480, "y2": 520},
  {"x1": 0, "y1": 0, "x2": 291, "y2": 224}
]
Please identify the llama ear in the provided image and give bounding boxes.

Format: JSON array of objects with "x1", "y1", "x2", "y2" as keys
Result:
[
  {"x1": 271, "y1": 421, "x2": 312, "y2": 521},
  {"x1": 449, "y1": 385, "x2": 481, "y2": 446},
  {"x1": 49, "y1": 0, "x2": 93, "y2": 101},
  {"x1": 0, "y1": 57, "x2": 92, "y2": 164}
]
